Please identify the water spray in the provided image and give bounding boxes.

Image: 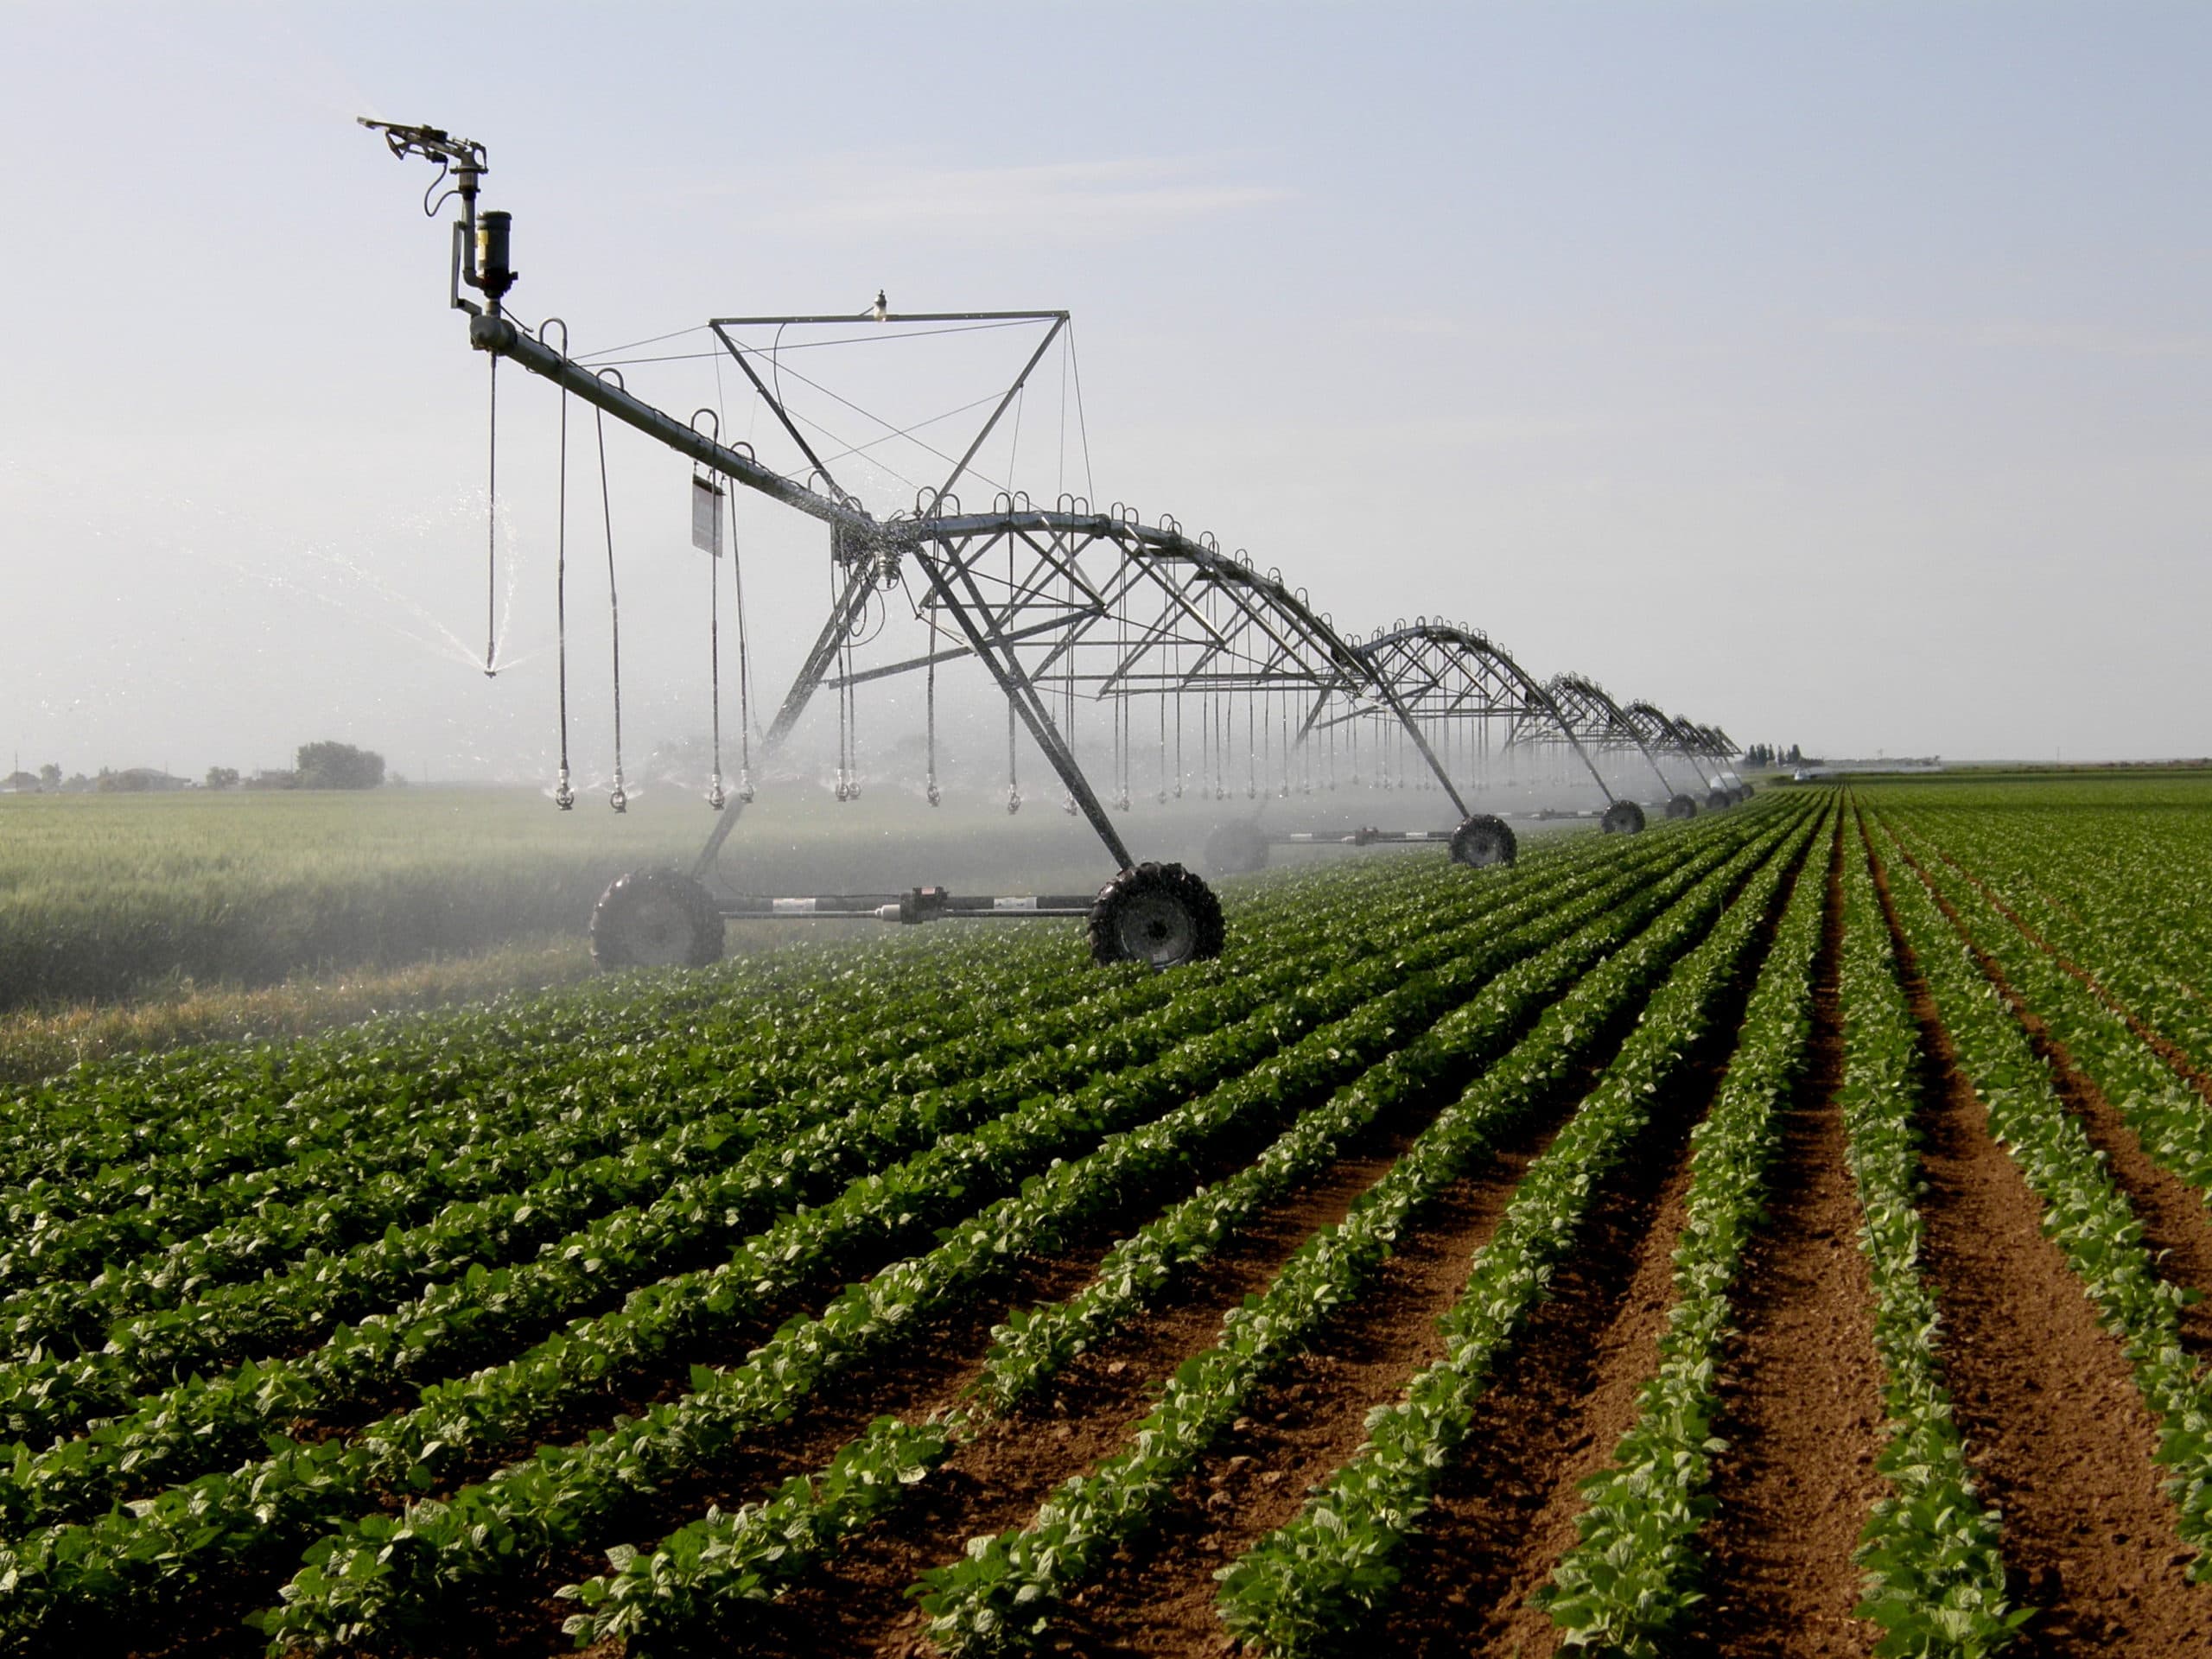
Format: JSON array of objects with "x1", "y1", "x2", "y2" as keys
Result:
[{"x1": 361, "y1": 119, "x2": 516, "y2": 677}]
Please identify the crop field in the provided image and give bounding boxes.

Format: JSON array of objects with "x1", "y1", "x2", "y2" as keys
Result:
[
  {"x1": 3, "y1": 775, "x2": 2211, "y2": 1656},
  {"x1": 0, "y1": 785, "x2": 1437, "y2": 1018},
  {"x1": 0, "y1": 786, "x2": 1142, "y2": 1014}
]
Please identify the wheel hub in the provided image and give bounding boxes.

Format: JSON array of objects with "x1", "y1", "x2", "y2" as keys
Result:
[{"x1": 1116, "y1": 893, "x2": 1198, "y2": 966}]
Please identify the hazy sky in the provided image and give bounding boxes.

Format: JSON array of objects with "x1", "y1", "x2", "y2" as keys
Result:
[{"x1": 3, "y1": 1, "x2": 2207, "y2": 780}]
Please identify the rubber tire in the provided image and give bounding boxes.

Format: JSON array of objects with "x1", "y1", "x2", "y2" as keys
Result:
[
  {"x1": 1205, "y1": 820, "x2": 1271, "y2": 875},
  {"x1": 1449, "y1": 813, "x2": 1517, "y2": 868},
  {"x1": 1707, "y1": 787, "x2": 1733, "y2": 812},
  {"x1": 1734, "y1": 781, "x2": 1753, "y2": 802},
  {"x1": 1089, "y1": 861, "x2": 1226, "y2": 969},
  {"x1": 590, "y1": 869, "x2": 726, "y2": 969},
  {"x1": 1665, "y1": 793, "x2": 1698, "y2": 821},
  {"x1": 1601, "y1": 799, "x2": 1647, "y2": 836}
]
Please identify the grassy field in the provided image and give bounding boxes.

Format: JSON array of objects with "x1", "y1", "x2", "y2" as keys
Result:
[
  {"x1": 0, "y1": 784, "x2": 1128, "y2": 1017},
  {"x1": 0, "y1": 779, "x2": 1512, "y2": 1028}
]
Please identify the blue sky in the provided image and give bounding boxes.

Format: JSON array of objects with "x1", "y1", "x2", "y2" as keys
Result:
[{"x1": 3, "y1": 2, "x2": 2207, "y2": 777}]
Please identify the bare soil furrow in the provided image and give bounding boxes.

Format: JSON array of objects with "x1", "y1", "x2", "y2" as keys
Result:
[
  {"x1": 1046, "y1": 835, "x2": 1816, "y2": 1656},
  {"x1": 1886, "y1": 835, "x2": 2212, "y2": 1356},
  {"x1": 1866, "y1": 832, "x2": 2212, "y2": 1656},
  {"x1": 1059, "y1": 1133, "x2": 1564, "y2": 1656},
  {"x1": 755, "y1": 835, "x2": 1802, "y2": 1656},
  {"x1": 1699, "y1": 824, "x2": 1885, "y2": 1659},
  {"x1": 1352, "y1": 831, "x2": 1812, "y2": 1659},
  {"x1": 744, "y1": 1122, "x2": 1449, "y2": 1659}
]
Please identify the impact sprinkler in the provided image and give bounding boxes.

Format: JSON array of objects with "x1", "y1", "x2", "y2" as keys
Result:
[{"x1": 360, "y1": 118, "x2": 514, "y2": 677}]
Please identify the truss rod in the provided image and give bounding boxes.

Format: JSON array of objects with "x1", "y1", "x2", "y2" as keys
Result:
[{"x1": 690, "y1": 558, "x2": 880, "y2": 878}]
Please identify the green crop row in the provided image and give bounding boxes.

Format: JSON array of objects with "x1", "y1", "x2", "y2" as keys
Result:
[
  {"x1": 1870, "y1": 815, "x2": 2212, "y2": 1578},
  {"x1": 922, "y1": 808, "x2": 1817, "y2": 1654},
  {"x1": 548, "y1": 806, "x2": 1818, "y2": 1653},
  {"x1": 251, "y1": 827, "x2": 1751, "y2": 1651},
  {"x1": 1206, "y1": 811, "x2": 1815, "y2": 1657},
  {"x1": 0, "y1": 842, "x2": 1497, "y2": 1379},
  {"x1": 0, "y1": 928, "x2": 1163, "y2": 1306},
  {"x1": 0, "y1": 833, "x2": 1608, "y2": 1531},
  {"x1": 1837, "y1": 809, "x2": 2022, "y2": 1657},
  {"x1": 0, "y1": 918, "x2": 1100, "y2": 1274},
  {"x1": 1878, "y1": 817, "x2": 2212, "y2": 1217},
  {"x1": 0, "y1": 825, "x2": 1748, "y2": 1648},
  {"x1": 1532, "y1": 805, "x2": 1833, "y2": 1654},
  {"x1": 1878, "y1": 797, "x2": 2212, "y2": 1082},
  {"x1": 971, "y1": 816, "x2": 1787, "y2": 1416}
]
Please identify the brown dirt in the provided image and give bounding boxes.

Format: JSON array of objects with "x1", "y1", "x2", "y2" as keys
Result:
[
  {"x1": 1371, "y1": 1122, "x2": 1701, "y2": 1658},
  {"x1": 1698, "y1": 820, "x2": 1887, "y2": 1658},
  {"x1": 1878, "y1": 826, "x2": 2212, "y2": 1359},
  {"x1": 1862, "y1": 818, "x2": 2212, "y2": 1656},
  {"x1": 742, "y1": 827, "x2": 1808, "y2": 1657},
  {"x1": 750, "y1": 1127, "x2": 1457, "y2": 1658},
  {"x1": 1044, "y1": 827, "x2": 1816, "y2": 1659},
  {"x1": 1061, "y1": 1129, "x2": 1567, "y2": 1656},
  {"x1": 1287, "y1": 832, "x2": 1815, "y2": 1659}
]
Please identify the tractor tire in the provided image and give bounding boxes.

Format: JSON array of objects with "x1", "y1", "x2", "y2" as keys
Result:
[
  {"x1": 1735, "y1": 781, "x2": 1754, "y2": 801},
  {"x1": 1665, "y1": 793, "x2": 1698, "y2": 821},
  {"x1": 1708, "y1": 787, "x2": 1733, "y2": 812},
  {"x1": 590, "y1": 869, "x2": 726, "y2": 969},
  {"x1": 1205, "y1": 820, "x2": 1271, "y2": 875},
  {"x1": 1449, "y1": 813, "x2": 1517, "y2": 868},
  {"x1": 1601, "y1": 799, "x2": 1647, "y2": 836},
  {"x1": 1089, "y1": 861, "x2": 1226, "y2": 969}
]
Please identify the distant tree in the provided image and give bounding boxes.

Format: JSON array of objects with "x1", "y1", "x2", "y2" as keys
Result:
[
  {"x1": 38, "y1": 763, "x2": 60, "y2": 789},
  {"x1": 206, "y1": 766, "x2": 240, "y2": 790},
  {"x1": 1786, "y1": 743, "x2": 1802, "y2": 766},
  {"x1": 295, "y1": 741, "x2": 385, "y2": 791}
]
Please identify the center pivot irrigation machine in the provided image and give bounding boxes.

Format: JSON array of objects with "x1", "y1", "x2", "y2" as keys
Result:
[{"x1": 365, "y1": 123, "x2": 1744, "y2": 971}]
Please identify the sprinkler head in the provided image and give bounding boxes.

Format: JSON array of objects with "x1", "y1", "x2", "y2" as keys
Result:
[
  {"x1": 926, "y1": 782, "x2": 942, "y2": 807},
  {"x1": 609, "y1": 786, "x2": 627, "y2": 814}
]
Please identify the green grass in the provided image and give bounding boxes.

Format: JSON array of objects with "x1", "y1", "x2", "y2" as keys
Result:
[
  {"x1": 0, "y1": 787, "x2": 704, "y2": 1013},
  {"x1": 0, "y1": 776, "x2": 1580, "y2": 1024}
]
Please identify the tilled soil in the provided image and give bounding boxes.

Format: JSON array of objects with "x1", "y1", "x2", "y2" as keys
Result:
[
  {"x1": 755, "y1": 1119, "x2": 1459, "y2": 1658},
  {"x1": 1352, "y1": 832, "x2": 1814, "y2": 1657},
  {"x1": 1883, "y1": 834, "x2": 2212, "y2": 1357},
  {"x1": 116, "y1": 805, "x2": 2212, "y2": 1659},
  {"x1": 1059, "y1": 1127, "x2": 1567, "y2": 1656},
  {"x1": 1866, "y1": 830, "x2": 2212, "y2": 1656},
  {"x1": 1697, "y1": 824, "x2": 1887, "y2": 1659}
]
